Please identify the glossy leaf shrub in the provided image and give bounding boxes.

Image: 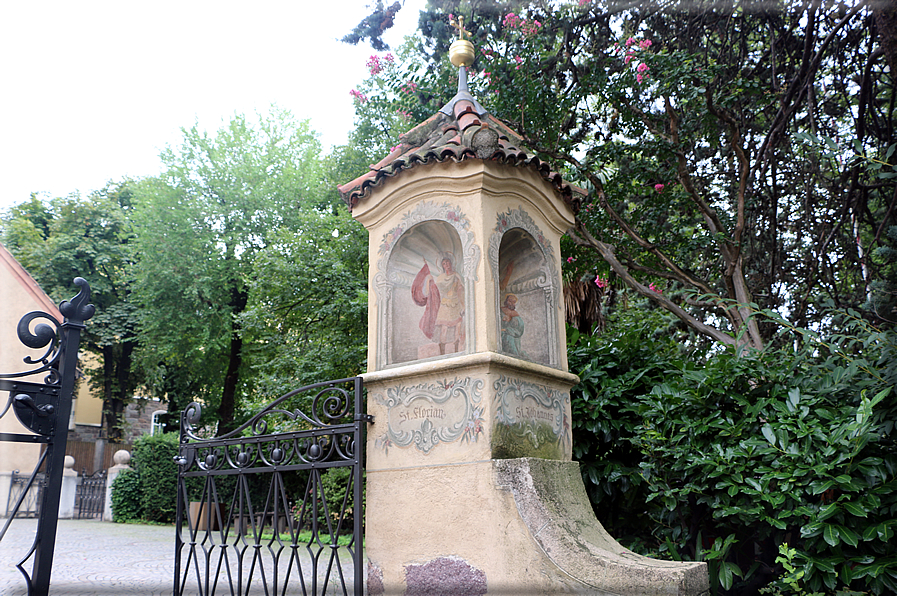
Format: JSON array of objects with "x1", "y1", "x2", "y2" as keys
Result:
[{"x1": 569, "y1": 309, "x2": 897, "y2": 594}]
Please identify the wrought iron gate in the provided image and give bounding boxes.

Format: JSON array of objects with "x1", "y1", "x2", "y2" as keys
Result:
[
  {"x1": 174, "y1": 376, "x2": 370, "y2": 596},
  {"x1": 74, "y1": 469, "x2": 107, "y2": 519},
  {"x1": 0, "y1": 278, "x2": 94, "y2": 596}
]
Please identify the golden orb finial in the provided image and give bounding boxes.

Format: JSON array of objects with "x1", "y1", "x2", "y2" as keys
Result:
[{"x1": 448, "y1": 15, "x2": 475, "y2": 68}]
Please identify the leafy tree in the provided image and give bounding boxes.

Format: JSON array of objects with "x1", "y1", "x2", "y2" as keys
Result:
[
  {"x1": 1, "y1": 187, "x2": 141, "y2": 442},
  {"x1": 351, "y1": 0, "x2": 897, "y2": 347},
  {"x1": 342, "y1": 0, "x2": 403, "y2": 51},
  {"x1": 239, "y1": 207, "x2": 368, "y2": 409},
  {"x1": 130, "y1": 108, "x2": 326, "y2": 432},
  {"x1": 343, "y1": 3, "x2": 897, "y2": 593}
]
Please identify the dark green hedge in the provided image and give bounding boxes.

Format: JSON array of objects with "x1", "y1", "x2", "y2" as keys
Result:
[
  {"x1": 110, "y1": 468, "x2": 143, "y2": 523},
  {"x1": 131, "y1": 431, "x2": 181, "y2": 523},
  {"x1": 569, "y1": 308, "x2": 897, "y2": 594}
]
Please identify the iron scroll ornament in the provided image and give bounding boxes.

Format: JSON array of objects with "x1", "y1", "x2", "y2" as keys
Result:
[
  {"x1": 175, "y1": 377, "x2": 371, "y2": 470},
  {"x1": 0, "y1": 277, "x2": 95, "y2": 436},
  {"x1": 0, "y1": 277, "x2": 95, "y2": 384}
]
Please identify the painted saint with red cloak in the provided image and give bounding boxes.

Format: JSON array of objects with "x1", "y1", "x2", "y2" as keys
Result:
[{"x1": 411, "y1": 253, "x2": 465, "y2": 353}]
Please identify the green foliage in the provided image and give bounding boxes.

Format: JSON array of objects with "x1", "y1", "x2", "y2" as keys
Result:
[
  {"x1": 341, "y1": 0, "x2": 402, "y2": 52},
  {"x1": 292, "y1": 467, "x2": 360, "y2": 535},
  {"x1": 132, "y1": 432, "x2": 181, "y2": 523},
  {"x1": 110, "y1": 469, "x2": 143, "y2": 523},
  {"x1": 368, "y1": 0, "x2": 897, "y2": 346},
  {"x1": 130, "y1": 108, "x2": 326, "y2": 430},
  {"x1": 569, "y1": 308, "x2": 897, "y2": 594},
  {"x1": 568, "y1": 306, "x2": 695, "y2": 543},
  {"x1": 347, "y1": 39, "x2": 456, "y2": 158},
  {"x1": 238, "y1": 207, "x2": 368, "y2": 408},
  {"x1": 1, "y1": 187, "x2": 142, "y2": 440}
]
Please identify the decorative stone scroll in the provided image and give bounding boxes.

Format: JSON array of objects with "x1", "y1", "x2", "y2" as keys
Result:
[
  {"x1": 492, "y1": 375, "x2": 570, "y2": 459},
  {"x1": 373, "y1": 377, "x2": 485, "y2": 454}
]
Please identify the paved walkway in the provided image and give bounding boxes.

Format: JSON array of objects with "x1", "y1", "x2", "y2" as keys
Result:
[
  {"x1": 1, "y1": 519, "x2": 174, "y2": 595},
  {"x1": 1, "y1": 518, "x2": 356, "y2": 595}
]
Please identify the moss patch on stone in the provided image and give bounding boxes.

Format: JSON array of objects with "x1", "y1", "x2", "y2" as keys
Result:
[{"x1": 491, "y1": 421, "x2": 563, "y2": 459}]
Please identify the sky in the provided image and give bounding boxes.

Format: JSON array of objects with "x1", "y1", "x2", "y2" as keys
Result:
[{"x1": 0, "y1": 0, "x2": 426, "y2": 214}]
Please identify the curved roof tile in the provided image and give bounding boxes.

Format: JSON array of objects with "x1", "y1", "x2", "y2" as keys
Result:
[{"x1": 338, "y1": 78, "x2": 586, "y2": 213}]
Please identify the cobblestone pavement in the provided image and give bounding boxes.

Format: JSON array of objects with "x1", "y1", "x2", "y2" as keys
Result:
[{"x1": 1, "y1": 518, "x2": 357, "y2": 595}]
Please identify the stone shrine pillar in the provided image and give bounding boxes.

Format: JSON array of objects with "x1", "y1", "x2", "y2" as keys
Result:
[{"x1": 341, "y1": 20, "x2": 708, "y2": 595}]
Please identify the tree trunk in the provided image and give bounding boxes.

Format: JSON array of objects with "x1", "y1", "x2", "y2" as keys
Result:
[
  {"x1": 218, "y1": 288, "x2": 248, "y2": 435},
  {"x1": 875, "y1": 0, "x2": 897, "y2": 77},
  {"x1": 102, "y1": 340, "x2": 135, "y2": 444},
  {"x1": 102, "y1": 345, "x2": 123, "y2": 443}
]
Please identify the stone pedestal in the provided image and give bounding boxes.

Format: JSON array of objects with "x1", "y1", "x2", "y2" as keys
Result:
[
  {"x1": 103, "y1": 449, "x2": 131, "y2": 521},
  {"x1": 57, "y1": 455, "x2": 78, "y2": 518}
]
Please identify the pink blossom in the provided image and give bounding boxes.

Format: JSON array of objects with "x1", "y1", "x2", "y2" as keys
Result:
[
  {"x1": 503, "y1": 12, "x2": 520, "y2": 27},
  {"x1": 366, "y1": 55, "x2": 382, "y2": 75},
  {"x1": 624, "y1": 53, "x2": 634, "y2": 64},
  {"x1": 649, "y1": 283, "x2": 662, "y2": 294},
  {"x1": 389, "y1": 144, "x2": 402, "y2": 153},
  {"x1": 637, "y1": 62, "x2": 650, "y2": 73},
  {"x1": 636, "y1": 73, "x2": 645, "y2": 83},
  {"x1": 384, "y1": 53, "x2": 395, "y2": 63},
  {"x1": 579, "y1": 0, "x2": 591, "y2": 5},
  {"x1": 349, "y1": 89, "x2": 367, "y2": 103},
  {"x1": 567, "y1": 256, "x2": 576, "y2": 263},
  {"x1": 654, "y1": 183, "x2": 665, "y2": 193},
  {"x1": 625, "y1": 37, "x2": 636, "y2": 46},
  {"x1": 595, "y1": 275, "x2": 609, "y2": 289},
  {"x1": 522, "y1": 20, "x2": 541, "y2": 35},
  {"x1": 639, "y1": 39, "x2": 652, "y2": 49},
  {"x1": 401, "y1": 80, "x2": 418, "y2": 94}
]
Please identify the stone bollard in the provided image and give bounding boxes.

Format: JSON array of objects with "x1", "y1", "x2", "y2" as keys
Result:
[
  {"x1": 103, "y1": 450, "x2": 132, "y2": 522},
  {"x1": 57, "y1": 455, "x2": 78, "y2": 519}
]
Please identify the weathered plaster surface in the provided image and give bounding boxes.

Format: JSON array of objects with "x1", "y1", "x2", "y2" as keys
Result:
[
  {"x1": 495, "y1": 458, "x2": 710, "y2": 596},
  {"x1": 364, "y1": 352, "x2": 577, "y2": 467},
  {"x1": 365, "y1": 458, "x2": 708, "y2": 595}
]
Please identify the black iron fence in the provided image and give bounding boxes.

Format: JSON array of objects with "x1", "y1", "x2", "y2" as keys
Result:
[
  {"x1": 174, "y1": 376, "x2": 370, "y2": 596},
  {"x1": 74, "y1": 469, "x2": 107, "y2": 519},
  {"x1": 0, "y1": 278, "x2": 94, "y2": 596},
  {"x1": 4, "y1": 471, "x2": 45, "y2": 518}
]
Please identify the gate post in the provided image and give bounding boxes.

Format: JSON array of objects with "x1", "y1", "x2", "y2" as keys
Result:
[
  {"x1": 58, "y1": 456, "x2": 78, "y2": 519},
  {"x1": 0, "y1": 277, "x2": 95, "y2": 596},
  {"x1": 103, "y1": 450, "x2": 131, "y2": 521}
]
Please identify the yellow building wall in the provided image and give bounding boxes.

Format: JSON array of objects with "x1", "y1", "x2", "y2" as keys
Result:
[
  {"x1": 0, "y1": 244, "x2": 64, "y2": 479},
  {"x1": 73, "y1": 352, "x2": 104, "y2": 427}
]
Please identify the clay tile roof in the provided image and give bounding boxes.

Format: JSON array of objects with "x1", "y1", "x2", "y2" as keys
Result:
[{"x1": 338, "y1": 71, "x2": 586, "y2": 213}]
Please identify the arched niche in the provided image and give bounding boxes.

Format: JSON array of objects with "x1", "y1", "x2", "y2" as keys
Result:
[
  {"x1": 374, "y1": 202, "x2": 480, "y2": 368},
  {"x1": 490, "y1": 208, "x2": 560, "y2": 368}
]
